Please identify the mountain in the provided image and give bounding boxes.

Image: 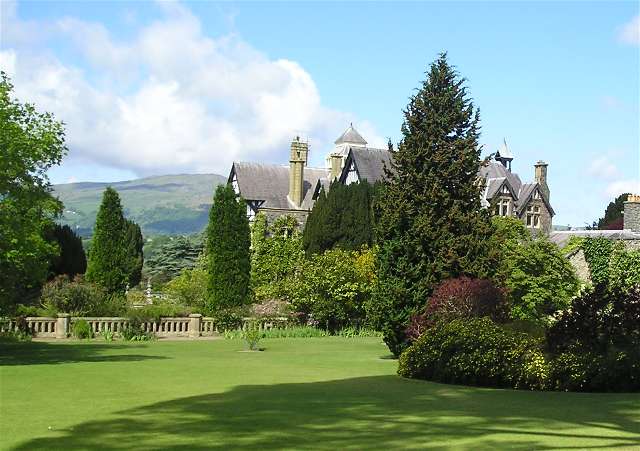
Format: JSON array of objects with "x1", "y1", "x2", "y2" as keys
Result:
[{"x1": 53, "y1": 173, "x2": 227, "y2": 236}]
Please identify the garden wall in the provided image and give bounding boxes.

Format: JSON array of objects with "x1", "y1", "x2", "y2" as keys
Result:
[{"x1": 0, "y1": 315, "x2": 288, "y2": 339}]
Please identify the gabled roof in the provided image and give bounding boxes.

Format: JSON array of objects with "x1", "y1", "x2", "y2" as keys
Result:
[
  {"x1": 339, "y1": 146, "x2": 393, "y2": 184},
  {"x1": 515, "y1": 182, "x2": 555, "y2": 216},
  {"x1": 334, "y1": 124, "x2": 367, "y2": 146},
  {"x1": 230, "y1": 162, "x2": 329, "y2": 210},
  {"x1": 479, "y1": 161, "x2": 523, "y2": 194}
]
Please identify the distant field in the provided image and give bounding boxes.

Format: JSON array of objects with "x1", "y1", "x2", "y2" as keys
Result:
[
  {"x1": 2, "y1": 338, "x2": 639, "y2": 450},
  {"x1": 53, "y1": 173, "x2": 226, "y2": 236}
]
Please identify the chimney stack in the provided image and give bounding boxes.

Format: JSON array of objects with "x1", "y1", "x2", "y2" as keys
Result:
[
  {"x1": 329, "y1": 153, "x2": 342, "y2": 180},
  {"x1": 288, "y1": 137, "x2": 308, "y2": 207},
  {"x1": 534, "y1": 161, "x2": 550, "y2": 200},
  {"x1": 624, "y1": 194, "x2": 640, "y2": 232}
]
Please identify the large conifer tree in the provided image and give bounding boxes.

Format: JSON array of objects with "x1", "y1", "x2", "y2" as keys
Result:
[
  {"x1": 206, "y1": 184, "x2": 251, "y2": 311},
  {"x1": 124, "y1": 219, "x2": 144, "y2": 287},
  {"x1": 47, "y1": 224, "x2": 87, "y2": 278},
  {"x1": 372, "y1": 53, "x2": 496, "y2": 356},
  {"x1": 303, "y1": 181, "x2": 375, "y2": 255},
  {"x1": 85, "y1": 187, "x2": 129, "y2": 293}
]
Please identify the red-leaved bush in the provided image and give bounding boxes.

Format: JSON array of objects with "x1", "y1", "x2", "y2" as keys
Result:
[{"x1": 406, "y1": 277, "x2": 507, "y2": 341}]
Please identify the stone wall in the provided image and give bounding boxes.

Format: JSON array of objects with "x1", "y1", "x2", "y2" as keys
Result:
[
  {"x1": 624, "y1": 197, "x2": 640, "y2": 232},
  {"x1": 258, "y1": 207, "x2": 310, "y2": 229},
  {"x1": 568, "y1": 249, "x2": 591, "y2": 282}
]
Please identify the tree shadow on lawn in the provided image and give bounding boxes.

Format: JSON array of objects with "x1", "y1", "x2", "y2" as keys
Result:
[
  {"x1": 0, "y1": 341, "x2": 167, "y2": 366},
  {"x1": 13, "y1": 376, "x2": 640, "y2": 450}
]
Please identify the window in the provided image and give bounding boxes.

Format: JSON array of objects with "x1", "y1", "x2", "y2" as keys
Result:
[
  {"x1": 494, "y1": 198, "x2": 511, "y2": 217},
  {"x1": 526, "y1": 204, "x2": 541, "y2": 228},
  {"x1": 231, "y1": 172, "x2": 240, "y2": 195},
  {"x1": 345, "y1": 162, "x2": 358, "y2": 185}
]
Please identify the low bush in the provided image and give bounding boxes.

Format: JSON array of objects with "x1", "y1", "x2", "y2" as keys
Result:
[
  {"x1": 398, "y1": 317, "x2": 548, "y2": 390},
  {"x1": 72, "y1": 320, "x2": 93, "y2": 339},
  {"x1": 242, "y1": 321, "x2": 263, "y2": 351},
  {"x1": 211, "y1": 307, "x2": 247, "y2": 332},
  {"x1": 127, "y1": 302, "x2": 193, "y2": 323},
  {"x1": 40, "y1": 275, "x2": 126, "y2": 316},
  {"x1": 121, "y1": 319, "x2": 154, "y2": 341},
  {"x1": 406, "y1": 277, "x2": 507, "y2": 342},
  {"x1": 100, "y1": 329, "x2": 115, "y2": 342}
]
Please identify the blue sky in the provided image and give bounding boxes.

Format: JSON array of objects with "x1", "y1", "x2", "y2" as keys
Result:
[{"x1": 1, "y1": 1, "x2": 638, "y2": 226}]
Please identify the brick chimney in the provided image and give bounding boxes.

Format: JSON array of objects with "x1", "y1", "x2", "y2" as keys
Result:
[
  {"x1": 329, "y1": 153, "x2": 342, "y2": 180},
  {"x1": 534, "y1": 161, "x2": 550, "y2": 200},
  {"x1": 624, "y1": 194, "x2": 640, "y2": 232},
  {"x1": 288, "y1": 137, "x2": 308, "y2": 207}
]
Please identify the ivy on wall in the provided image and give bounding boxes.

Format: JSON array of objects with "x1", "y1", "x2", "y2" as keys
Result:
[{"x1": 581, "y1": 238, "x2": 615, "y2": 286}]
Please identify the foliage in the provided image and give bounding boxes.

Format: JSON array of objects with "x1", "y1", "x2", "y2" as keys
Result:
[
  {"x1": 546, "y1": 285, "x2": 640, "y2": 355},
  {"x1": 72, "y1": 320, "x2": 93, "y2": 339},
  {"x1": 121, "y1": 319, "x2": 154, "y2": 341},
  {"x1": 40, "y1": 275, "x2": 126, "y2": 316},
  {"x1": 224, "y1": 325, "x2": 381, "y2": 340},
  {"x1": 0, "y1": 329, "x2": 32, "y2": 343},
  {"x1": 250, "y1": 299, "x2": 293, "y2": 319},
  {"x1": 206, "y1": 184, "x2": 251, "y2": 311},
  {"x1": 398, "y1": 318, "x2": 548, "y2": 390},
  {"x1": 46, "y1": 224, "x2": 87, "y2": 278},
  {"x1": 124, "y1": 219, "x2": 144, "y2": 287},
  {"x1": 561, "y1": 236, "x2": 585, "y2": 257},
  {"x1": 163, "y1": 255, "x2": 208, "y2": 309},
  {"x1": 145, "y1": 234, "x2": 203, "y2": 283},
  {"x1": 211, "y1": 306, "x2": 248, "y2": 332},
  {"x1": 405, "y1": 277, "x2": 507, "y2": 341},
  {"x1": 127, "y1": 302, "x2": 193, "y2": 322},
  {"x1": 289, "y1": 248, "x2": 376, "y2": 332},
  {"x1": 303, "y1": 181, "x2": 376, "y2": 255},
  {"x1": 373, "y1": 54, "x2": 497, "y2": 356},
  {"x1": 251, "y1": 214, "x2": 304, "y2": 300},
  {"x1": 100, "y1": 329, "x2": 115, "y2": 342},
  {"x1": 581, "y1": 237, "x2": 614, "y2": 286},
  {"x1": 242, "y1": 321, "x2": 263, "y2": 351},
  {"x1": 85, "y1": 188, "x2": 130, "y2": 294},
  {"x1": 607, "y1": 246, "x2": 640, "y2": 292},
  {"x1": 596, "y1": 193, "x2": 629, "y2": 230},
  {"x1": 0, "y1": 72, "x2": 67, "y2": 312},
  {"x1": 502, "y1": 237, "x2": 580, "y2": 323}
]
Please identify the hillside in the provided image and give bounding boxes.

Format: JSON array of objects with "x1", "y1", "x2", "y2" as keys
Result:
[{"x1": 53, "y1": 173, "x2": 226, "y2": 236}]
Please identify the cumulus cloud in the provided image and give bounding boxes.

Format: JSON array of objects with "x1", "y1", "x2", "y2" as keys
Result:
[
  {"x1": 0, "y1": 2, "x2": 384, "y2": 176},
  {"x1": 617, "y1": 15, "x2": 640, "y2": 46},
  {"x1": 605, "y1": 179, "x2": 640, "y2": 198}
]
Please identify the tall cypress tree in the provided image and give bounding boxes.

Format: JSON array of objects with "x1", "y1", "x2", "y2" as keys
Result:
[
  {"x1": 86, "y1": 187, "x2": 129, "y2": 293},
  {"x1": 47, "y1": 224, "x2": 87, "y2": 278},
  {"x1": 206, "y1": 184, "x2": 251, "y2": 311},
  {"x1": 303, "y1": 181, "x2": 375, "y2": 255},
  {"x1": 124, "y1": 219, "x2": 144, "y2": 287},
  {"x1": 372, "y1": 53, "x2": 496, "y2": 356}
]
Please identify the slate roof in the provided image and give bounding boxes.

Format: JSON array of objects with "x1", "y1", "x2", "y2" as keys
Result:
[
  {"x1": 230, "y1": 162, "x2": 329, "y2": 210},
  {"x1": 334, "y1": 125, "x2": 368, "y2": 146},
  {"x1": 496, "y1": 138, "x2": 514, "y2": 160},
  {"x1": 340, "y1": 147, "x2": 393, "y2": 184},
  {"x1": 550, "y1": 230, "x2": 640, "y2": 248}
]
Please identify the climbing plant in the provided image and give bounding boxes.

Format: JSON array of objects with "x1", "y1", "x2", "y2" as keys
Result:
[{"x1": 581, "y1": 238, "x2": 614, "y2": 286}]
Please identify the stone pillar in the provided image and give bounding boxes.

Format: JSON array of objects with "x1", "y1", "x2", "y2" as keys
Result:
[
  {"x1": 288, "y1": 137, "x2": 308, "y2": 207},
  {"x1": 189, "y1": 314, "x2": 202, "y2": 338},
  {"x1": 624, "y1": 194, "x2": 640, "y2": 232},
  {"x1": 56, "y1": 313, "x2": 70, "y2": 339}
]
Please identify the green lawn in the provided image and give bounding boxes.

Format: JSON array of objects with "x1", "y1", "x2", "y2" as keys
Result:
[{"x1": 1, "y1": 338, "x2": 639, "y2": 450}]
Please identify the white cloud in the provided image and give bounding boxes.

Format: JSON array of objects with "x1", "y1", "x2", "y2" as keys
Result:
[
  {"x1": 586, "y1": 156, "x2": 620, "y2": 179},
  {"x1": 617, "y1": 15, "x2": 640, "y2": 46},
  {"x1": 605, "y1": 179, "x2": 640, "y2": 198},
  {"x1": 0, "y1": 2, "x2": 384, "y2": 176}
]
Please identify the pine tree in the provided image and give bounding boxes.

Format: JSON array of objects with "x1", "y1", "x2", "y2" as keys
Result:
[
  {"x1": 124, "y1": 219, "x2": 144, "y2": 287},
  {"x1": 597, "y1": 193, "x2": 629, "y2": 230},
  {"x1": 302, "y1": 181, "x2": 375, "y2": 255},
  {"x1": 372, "y1": 53, "x2": 496, "y2": 356},
  {"x1": 206, "y1": 184, "x2": 251, "y2": 311},
  {"x1": 85, "y1": 187, "x2": 129, "y2": 293},
  {"x1": 48, "y1": 224, "x2": 87, "y2": 278}
]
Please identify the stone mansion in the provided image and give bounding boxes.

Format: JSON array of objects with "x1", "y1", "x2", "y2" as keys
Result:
[{"x1": 228, "y1": 125, "x2": 555, "y2": 233}]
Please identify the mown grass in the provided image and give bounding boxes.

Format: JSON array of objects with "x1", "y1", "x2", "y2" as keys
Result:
[{"x1": 1, "y1": 337, "x2": 639, "y2": 450}]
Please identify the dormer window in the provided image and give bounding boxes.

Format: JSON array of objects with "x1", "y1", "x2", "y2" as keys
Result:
[
  {"x1": 526, "y1": 205, "x2": 541, "y2": 228},
  {"x1": 345, "y1": 162, "x2": 358, "y2": 185},
  {"x1": 494, "y1": 198, "x2": 511, "y2": 216}
]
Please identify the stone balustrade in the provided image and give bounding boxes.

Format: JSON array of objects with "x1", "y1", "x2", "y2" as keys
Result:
[{"x1": 1, "y1": 314, "x2": 289, "y2": 339}]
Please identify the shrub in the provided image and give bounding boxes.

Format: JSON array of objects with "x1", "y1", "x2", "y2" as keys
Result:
[
  {"x1": 405, "y1": 277, "x2": 507, "y2": 341},
  {"x1": 581, "y1": 237, "x2": 614, "y2": 286},
  {"x1": 398, "y1": 317, "x2": 548, "y2": 390},
  {"x1": 242, "y1": 321, "x2": 263, "y2": 351},
  {"x1": 608, "y1": 247, "x2": 640, "y2": 292},
  {"x1": 549, "y1": 347, "x2": 640, "y2": 392},
  {"x1": 100, "y1": 329, "x2": 115, "y2": 342},
  {"x1": 250, "y1": 299, "x2": 292, "y2": 319},
  {"x1": 72, "y1": 320, "x2": 93, "y2": 339},
  {"x1": 121, "y1": 318, "x2": 154, "y2": 341},
  {"x1": 164, "y1": 265, "x2": 208, "y2": 310},
  {"x1": 127, "y1": 302, "x2": 192, "y2": 323},
  {"x1": 211, "y1": 307, "x2": 247, "y2": 332},
  {"x1": 40, "y1": 275, "x2": 125, "y2": 316}
]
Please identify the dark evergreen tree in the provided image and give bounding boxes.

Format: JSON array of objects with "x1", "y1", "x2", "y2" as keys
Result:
[
  {"x1": 302, "y1": 181, "x2": 375, "y2": 255},
  {"x1": 145, "y1": 235, "x2": 203, "y2": 283},
  {"x1": 371, "y1": 53, "x2": 496, "y2": 356},
  {"x1": 85, "y1": 187, "x2": 129, "y2": 293},
  {"x1": 124, "y1": 219, "x2": 144, "y2": 287},
  {"x1": 47, "y1": 224, "x2": 87, "y2": 278},
  {"x1": 597, "y1": 193, "x2": 629, "y2": 230},
  {"x1": 205, "y1": 184, "x2": 251, "y2": 311}
]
